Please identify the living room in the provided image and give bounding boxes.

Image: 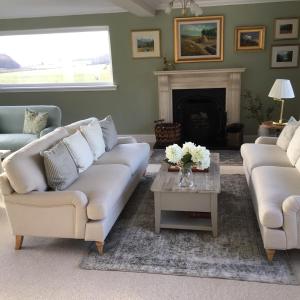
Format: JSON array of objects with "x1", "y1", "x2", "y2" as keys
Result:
[{"x1": 0, "y1": 0, "x2": 300, "y2": 299}]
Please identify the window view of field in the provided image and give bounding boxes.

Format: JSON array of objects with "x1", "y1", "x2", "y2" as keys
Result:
[
  {"x1": 0, "y1": 30, "x2": 113, "y2": 85},
  {"x1": 180, "y1": 22, "x2": 217, "y2": 57}
]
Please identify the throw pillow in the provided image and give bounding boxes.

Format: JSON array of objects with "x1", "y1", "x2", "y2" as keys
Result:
[
  {"x1": 99, "y1": 115, "x2": 118, "y2": 151},
  {"x1": 23, "y1": 108, "x2": 48, "y2": 134},
  {"x1": 63, "y1": 131, "x2": 94, "y2": 173},
  {"x1": 287, "y1": 126, "x2": 300, "y2": 165},
  {"x1": 80, "y1": 120, "x2": 105, "y2": 160},
  {"x1": 276, "y1": 118, "x2": 299, "y2": 151},
  {"x1": 42, "y1": 141, "x2": 78, "y2": 190}
]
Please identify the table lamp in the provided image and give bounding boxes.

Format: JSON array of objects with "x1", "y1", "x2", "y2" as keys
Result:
[{"x1": 268, "y1": 79, "x2": 295, "y2": 125}]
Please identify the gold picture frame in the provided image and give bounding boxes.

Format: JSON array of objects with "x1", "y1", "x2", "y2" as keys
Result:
[
  {"x1": 174, "y1": 16, "x2": 224, "y2": 63},
  {"x1": 235, "y1": 26, "x2": 265, "y2": 51},
  {"x1": 131, "y1": 29, "x2": 161, "y2": 59}
]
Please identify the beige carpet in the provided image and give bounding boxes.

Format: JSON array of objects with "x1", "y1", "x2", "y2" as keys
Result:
[{"x1": 1, "y1": 165, "x2": 300, "y2": 299}]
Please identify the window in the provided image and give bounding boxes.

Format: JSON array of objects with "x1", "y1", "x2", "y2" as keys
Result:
[{"x1": 0, "y1": 27, "x2": 115, "y2": 91}]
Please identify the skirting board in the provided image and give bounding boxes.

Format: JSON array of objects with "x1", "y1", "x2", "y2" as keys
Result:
[{"x1": 122, "y1": 134, "x2": 257, "y2": 146}]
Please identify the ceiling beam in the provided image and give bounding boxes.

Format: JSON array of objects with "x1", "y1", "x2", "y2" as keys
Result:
[{"x1": 110, "y1": 0, "x2": 155, "y2": 17}]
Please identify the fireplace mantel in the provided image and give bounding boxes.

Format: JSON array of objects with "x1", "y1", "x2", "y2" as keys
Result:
[{"x1": 154, "y1": 68, "x2": 246, "y2": 124}]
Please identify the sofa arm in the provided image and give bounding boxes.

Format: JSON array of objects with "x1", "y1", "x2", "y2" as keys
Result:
[
  {"x1": 255, "y1": 136, "x2": 278, "y2": 145},
  {"x1": 40, "y1": 126, "x2": 57, "y2": 137},
  {"x1": 5, "y1": 190, "x2": 88, "y2": 238},
  {"x1": 117, "y1": 136, "x2": 137, "y2": 144},
  {"x1": 282, "y1": 195, "x2": 300, "y2": 249}
]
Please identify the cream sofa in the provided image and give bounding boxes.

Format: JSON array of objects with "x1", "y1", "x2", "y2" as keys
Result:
[
  {"x1": 0, "y1": 118, "x2": 150, "y2": 254},
  {"x1": 241, "y1": 136, "x2": 300, "y2": 261}
]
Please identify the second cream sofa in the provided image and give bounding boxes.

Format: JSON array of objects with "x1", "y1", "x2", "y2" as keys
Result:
[
  {"x1": 1, "y1": 118, "x2": 150, "y2": 254},
  {"x1": 241, "y1": 136, "x2": 300, "y2": 261}
]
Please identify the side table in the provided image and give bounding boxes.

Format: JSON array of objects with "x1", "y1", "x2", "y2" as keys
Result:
[{"x1": 258, "y1": 121, "x2": 285, "y2": 137}]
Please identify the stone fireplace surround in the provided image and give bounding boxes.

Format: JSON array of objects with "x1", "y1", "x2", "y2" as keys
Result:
[{"x1": 154, "y1": 68, "x2": 246, "y2": 125}]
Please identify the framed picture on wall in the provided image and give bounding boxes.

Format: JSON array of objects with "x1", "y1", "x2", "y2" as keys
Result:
[
  {"x1": 271, "y1": 44, "x2": 299, "y2": 68},
  {"x1": 274, "y1": 18, "x2": 299, "y2": 40},
  {"x1": 131, "y1": 29, "x2": 161, "y2": 58},
  {"x1": 235, "y1": 26, "x2": 265, "y2": 51},
  {"x1": 174, "y1": 16, "x2": 224, "y2": 63}
]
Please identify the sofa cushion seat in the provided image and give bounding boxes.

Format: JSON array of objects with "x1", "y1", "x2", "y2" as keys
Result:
[
  {"x1": 0, "y1": 133, "x2": 37, "y2": 151},
  {"x1": 252, "y1": 166, "x2": 300, "y2": 228},
  {"x1": 94, "y1": 143, "x2": 150, "y2": 175},
  {"x1": 241, "y1": 143, "x2": 292, "y2": 174},
  {"x1": 66, "y1": 164, "x2": 131, "y2": 221}
]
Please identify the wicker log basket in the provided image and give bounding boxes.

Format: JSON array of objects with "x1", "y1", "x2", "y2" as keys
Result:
[{"x1": 154, "y1": 119, "x2": 182, "y2": 148}]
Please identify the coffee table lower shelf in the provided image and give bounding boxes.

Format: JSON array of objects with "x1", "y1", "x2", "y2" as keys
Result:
[{"x1": 160, "y1": 211, "x2": 212, "y2": 232}]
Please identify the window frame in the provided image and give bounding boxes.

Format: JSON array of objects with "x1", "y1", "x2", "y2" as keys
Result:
[{"x1": 0, "y1": 26, "x2": 117, "y2": 92}]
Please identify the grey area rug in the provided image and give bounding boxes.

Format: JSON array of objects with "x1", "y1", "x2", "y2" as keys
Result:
[
  {"x1": 80, "y1": 174, "x2": 298, "y2": 285},
  {"x1": 149, "y1": 149, "x2": 243, "y2": 166}
]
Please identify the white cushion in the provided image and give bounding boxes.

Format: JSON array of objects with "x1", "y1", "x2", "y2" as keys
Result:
[
  {"x1": 287, "y1": 126, "x2": 300, "y2": 166},
  {"x1": 66, "y1": 164, "x2": 131, "y2": 220},
  {"x1": 3, "y1": 127, "x2": 69, "y2": 194},
  {"x1": 94, "y1": 143, "x2": 150, "y2": 175},
  {"x1": 276, "y1": 119, "x2": 299, "y2": 151},
  {"x1": 63, "y1": 131, "x2": 93, "y2": 173},
  {"x1": 64, "y1": 117, "x2": 98, "y2": 135},
  {"x1": 240, "y1": 143, "x2": 292, "y2": 174},
  {"x1": 80, "y1": 120, "x2": 105, "y2": 160},
  {"x1": 252, "y1": 166, "x2": 300, "y2": 228}
]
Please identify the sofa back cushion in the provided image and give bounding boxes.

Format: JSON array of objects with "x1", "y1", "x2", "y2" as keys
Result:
[
  {"x1": 43, "y1": 140, "x2": 79, "y2": 190},
  {"x1": 80, "y1": 120, "x2": 105, "y2": 160},
  {"x1": 287, "y1": 126, "x2": 300, "y2": 165},
  {"x1": 99, "y1": 115, "x2": 118, "y2": 151},
  {"x1": 276, "y1": 119, "x2": 299, "y2": 151},
  {"x1": 63, "y1": 131, "x2": 94, "y2": 173},
  {"x1": 64, "y1": 117, "x2": 98, "y2": 135},
  {"x1": 3, "y1": 127, "x2": 69, "y2": 194},
  {"x1": 0, "y1": 105, "x2": 61, "y2": 134}
]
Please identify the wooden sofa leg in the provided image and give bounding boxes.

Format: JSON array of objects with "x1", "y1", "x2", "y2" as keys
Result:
[
  {"x1": 15, "y1": 235, "x2": 24, "y2": 250},
  {"x1": 95, "y1": 241, "x2": 104, "y2": 255},
  {"x1": 266, "y1": 249, "x2": 275, "y2": 262}
]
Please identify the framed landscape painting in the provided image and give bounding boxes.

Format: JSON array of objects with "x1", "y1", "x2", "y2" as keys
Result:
[
  {"x1": 235, "y1": 26, "x2": 265, "y2": 51},
  {"x1": 174, "y1": 16, "x2": 224, "y2": 63},
  {"x1": 274, "y1": 18, "x2": 299, "y2": 40},
  {"x1": 131, "y1": 29, "x2": 161, "y2": 58},
  {"x1": 271, "y1": 44, "x2": 299, "y2": 68}
]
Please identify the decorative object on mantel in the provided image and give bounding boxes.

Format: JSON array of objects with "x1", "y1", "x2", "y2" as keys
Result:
[
  {"x1": 165, "y1": 142, "x2": 210, "y2": 188},
  {"x1": 162, "y1": 57, "x2": 176, "y2": 71},
  {"x1": 154, "y1": 120, "x2": 182, "y2": 148},
  {"x1": 131, "y1": 29, "x2": 161, "y2": 58},
  {"x1": 271, "y1": 44, "x2": 299, "y2": 68},
  {"x1": 268, "y1": 79, "x2": 295, "y2": 125},
  {"x1": 235, "y1": 26, "x2": 265, "y2": 51},
  {"x1": 243, "y1": 90, "x2": 274, "y2": 125},
  {"x1": 174, "y1": 16, "x2": 224, "y2": 63},
  {"x1": 165, "y1": 0, "x2": 203, "y2": 16},
  {"x1": 274, "y1": 17, "x2": 299, "y2": 40}
]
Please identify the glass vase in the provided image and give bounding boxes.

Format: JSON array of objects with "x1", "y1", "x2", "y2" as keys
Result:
[{"x1": 178, "y1": 166, "x2": 194, "y2": 188}]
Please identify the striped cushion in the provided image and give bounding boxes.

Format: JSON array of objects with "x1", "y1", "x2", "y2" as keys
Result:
[{"x1": 43, "y1": 141, "x2": 78, "y2": 190}]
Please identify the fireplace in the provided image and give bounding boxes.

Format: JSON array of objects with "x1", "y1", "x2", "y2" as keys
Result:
[{"x1": 173, "y1": 88, "x2": 226, "y2": 147}]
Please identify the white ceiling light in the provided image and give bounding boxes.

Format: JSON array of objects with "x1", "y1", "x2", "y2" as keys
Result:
[{"x1": 165, "y1": 0, "x2": 204, "y2": 16}]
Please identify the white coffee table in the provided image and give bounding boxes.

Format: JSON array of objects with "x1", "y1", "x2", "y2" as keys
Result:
[{"x1": 151, "y1": 153, "x2": 221, "y2": 237}]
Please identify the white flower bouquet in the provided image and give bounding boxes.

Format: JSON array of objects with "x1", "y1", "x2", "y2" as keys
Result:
[{"x1": 165, "y1": 142, "x2": 210, "y2": 171}]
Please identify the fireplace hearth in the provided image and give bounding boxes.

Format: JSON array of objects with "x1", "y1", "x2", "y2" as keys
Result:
[{"x1": 173, "y1": 88, "x2": 226, "y2": 147}]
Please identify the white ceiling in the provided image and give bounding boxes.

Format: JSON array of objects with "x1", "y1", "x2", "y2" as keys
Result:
[{"x1": 0, "y1": 0, "x2": 298, "y2": 19}]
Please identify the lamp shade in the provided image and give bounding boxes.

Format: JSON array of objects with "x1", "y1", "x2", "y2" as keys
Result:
[{"x1": 268, "y1": 79, "x2": 295, "y2": 99}]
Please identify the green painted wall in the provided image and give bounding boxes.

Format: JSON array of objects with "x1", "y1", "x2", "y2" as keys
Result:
[{"x1": 0, "y1": 1, "x2": 299, "y2": 135}]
